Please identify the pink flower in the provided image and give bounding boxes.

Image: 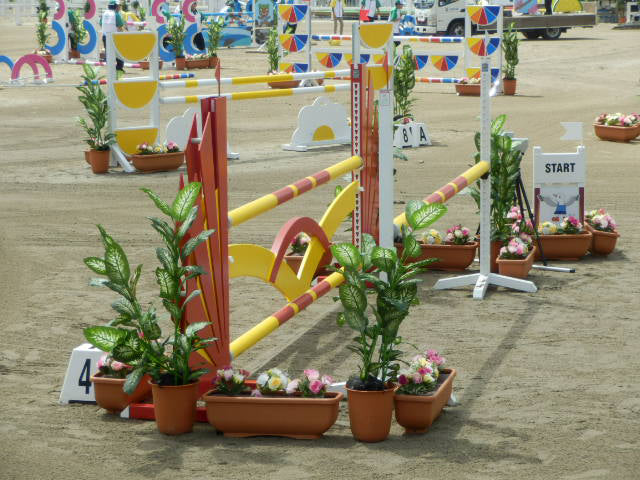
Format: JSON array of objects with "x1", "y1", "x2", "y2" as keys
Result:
[
  {"x1": 398, "y1": 374, "x2": 408, "y2": 385},
  {"x1": 461, "y1": 227, "x2": 470, "y2": 236},
  {"x1": 412, "y1": 373, "x2": 423, "y2": 384},
  {"x1": 97, "y1": 354, "x2": 108, "y2": 369},
  {"x1": 223, "y1": 367, "x2": 234, "y2": 381},
  {"x1": 304, "y1": 369, "x2": 319, "y2": 381},
  {"x1": 499, "y1": 246, "x2": 507, "y2": 256},
  {"x1": 137, "y1": 331, "x2": 145, "y2": 339},
  {"x1": 111, "y1": 361, "x2": 128, "y2": 372},
  {"x1": 321, "y1": 374, "x2": 334, "y2": 385},
  {"x1": 309, "y1": 380, "x2": 324, "y2": 394},
  {"x1": 427, "y1": 349, "x2": 445, "y2": 366},
  {"x1": 286, "y1": 379, "x2": 300, "y2": 394},
  {"x1": 251, "y1": 389, "x2": 262, "y2": 397},
  {"x1": 418, "y1": 366, "x2": 433, "y2": 375}
]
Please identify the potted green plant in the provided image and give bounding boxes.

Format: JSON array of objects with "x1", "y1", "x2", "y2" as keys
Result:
[
  {"x1": 129, "y1": 141, "x2": 184, "y2": 173},
  {"x1": 168, "y1": 16, "x2": 187, "y2": 70},
  {"x1": 68, "y1": 8, "x2": 88, "y2": 58},
  {"x1": 393, "y1": 44, "x2": 415, "y2": 123},
  {"x1": 35, "y1": 10, "x2": 52, "y2": 62},
  {"x1": 90, "y1": 353, "x2": 152, "y2": 413},
  {"x1": 394, "y1": 349, "x2": 456, "y2": 434},
  {"x1": 266, "y1": 27, "x2": 299, "y2": 89},
  {"x1": 536, "y1": 216, "x2": 592, "y2": 260},
  {"x1": 205, "y1": 17, "x2": 223, "y2": 68},
  {"x1": 76, "y1": 64, "x2": 115, "y2": 174},
  {"x1": 331, "y1": 201, "x2": 447, "y2": 442},
  {"x1": 203, "y1": 366, "x2": 343, "y2": 438},
  {"x1": 469, "y1": 115, "x2": 524, "y2": 272},
  {"x1": 502, "y1": 22, "x2": 519, "y2": 95},
  {"x1": 584, "y1": 208, "x2": 620, "y2": 255},
  {"x1": 82, "y1": 183, "x2": 217, "y2": 435}
]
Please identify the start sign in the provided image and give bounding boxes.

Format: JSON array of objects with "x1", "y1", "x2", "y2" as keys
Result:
[{"x1": 533, "y1": 145, "x2": 586, "y2": 225}]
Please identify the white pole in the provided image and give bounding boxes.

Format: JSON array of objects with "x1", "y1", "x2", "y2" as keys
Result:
[
  {"x1": 478, "y1": 52, "x2": 491, "y2": 281},
  {"x1": 464, "y1": 0, "x2": 470, "y2": 74}
]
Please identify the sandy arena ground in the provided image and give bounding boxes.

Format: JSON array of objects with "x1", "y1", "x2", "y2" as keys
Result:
[{"x1": 1, "y1": 17, "x2": 639, "y2": 480}]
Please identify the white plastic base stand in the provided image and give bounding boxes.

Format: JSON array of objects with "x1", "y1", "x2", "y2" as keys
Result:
[
  {"x1": 434, "y1": 54, "x2": 536, "y2": 300},
  {"x1": 111, "y1": 145, "x2": 136, "y2": 172},
  {"x1": 59, "y1": 343, "x2": 105, "y2": 404}
]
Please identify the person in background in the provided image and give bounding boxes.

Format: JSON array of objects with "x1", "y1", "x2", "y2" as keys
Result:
[
  {"x1": 190, "y1": 1, "x2": 206, "y2": 51},
  {"x1": 330, "y1": 0, "x2": 344, "y2": 35},
  {"x1": 362, "y1": 0, "x2": 380, "y2": 22},
  {"x1": 389, "y1": 0, "x2": 404, "y2": 43},
  {"x1": 100, "y1": 0, "x2": 125, "y2": 72}
]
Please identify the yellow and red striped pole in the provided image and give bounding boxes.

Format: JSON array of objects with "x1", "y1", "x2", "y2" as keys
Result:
[
  {"x1": 394, "y1": 160, "x2": 490, "y2": 226},
  {"x1": 159, "y1": 83, "x2": 350, "y2": 104},
  {"x1": 229, "y1": 271, "x2": 345, "y2": 358},
  {"x1": 228, "y1": 155, "x2": 362, "y2": 227}
]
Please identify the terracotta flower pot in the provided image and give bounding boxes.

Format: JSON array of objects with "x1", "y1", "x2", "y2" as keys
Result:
[
  {"x1": 394, "y1": 369, "x2": 457, "y2": 434},
  {"x1": 502, "y1": 78, "x2": 516, "y2": 95},
  {"x1": 489, "y1": 240, "x2": 503, "y2": 273},
  {"x1": 455, "y1": 83, "x2": 480, "y2": 96},
  {"x1": 139, "y1": 60, "x2": 163, "y2": 70},
  {"x1": 175, "y1": 56, "x2": 186, "y2": 70},
  {"x1": 585, "y1": 223, "x2": 619, "y2": 256},
  {"x1": 203, "y1": 390, "x2": 343, "y2": 439},
  {"x1": 268, "y1": 72, "x2": 301, "y2": 89},
  {"x1": 69, "y1": 48, "x2": 80, "y2": 59},
  {"x1": 634, "y1": 123, "x2": 640, "y2": 138},
  {"x1": 395, "y1": 242, "x2": 478, "y2": 271},
  {"x1": 130, "y1": 152, "x2": 184, "y2": 173},
  {"x1": 90, "y1": 372, "x2": 152, "y2": 413},
  {"x1": 593, "y1": 124, "x2": 638, "y2": 142},
  {"x1": 185, "y1": 58, "x2": 210, "y2": 69},
  {"x1": 346, "y1": 385, "x2": 396, "y2": 443},
  {"x1": 151, "y1": 381, "x2": 199, "y2": 435},
  {"x1": 535, "y1": 231, "x2": 592, "y2": 260},
  {"x1": 496, "y1": 246, "x2": 537, "y2": 279},
  {"x1": 43, "y1": 54, "x2": 53, "y2": 64},
  {"x1": 88, "y1": 149, "x2": 110, "y2": 174},
  {"x1": 84, "y1": 150, "x2": 90, "y2": 164},
  {"x1": 209, "y1": 56, "x2": 219, "y2": 68}
]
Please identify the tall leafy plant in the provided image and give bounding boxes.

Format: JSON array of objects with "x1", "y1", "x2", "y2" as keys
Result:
[
  {"x1": 69, "y1": 9, "x2": 88, "y2": 50},
  {"x1": 75, "y1": 64, "x2": 115, "y2": 151},
  {"x1": 168, "y1": 15, "x2": 186, "y2": 58},
  {"x1": 331, "y1": 201, "x2": 447, "y2": 390},
  {"x1": 35, "y1": 11, "x2": 50, "y2": 52},
  {"x1": 393, "y1": 44, "x2": 416, "y2": 120},
  {"x1": 502, "y1": 22, "x2": 519, "y2": 80},
  {"x1": 83, "y1": 183, "x2": 217, "y2": 393},
  {"x1": 206, "y1": 17, "x2": 224, "y2": 58},
  {"x1": 469, "y1": 114, "x2": 523, "y2": 242},
  {"x1": 266, "y1": 27, "x2": 280, "y2": 72}
]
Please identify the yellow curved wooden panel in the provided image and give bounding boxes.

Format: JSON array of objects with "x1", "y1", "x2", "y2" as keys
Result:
[
  {"x1": 113, "y1": 81, "x2": 158, "y2": 109},
  {"x1": 359, "y1": 23, "x2": 393, "y2": 49},
  {"x1": 115, "y1": 127, "x2": 158, "y2": 154},
  {"x1": 368, "y1": 65, "x2": 393, "y2": 90},
  {"x1": 113, "y1": 32, "x2": 156, "y2": 61},
  {"x1": 229, "y1": 244, "x2": 306, "y2": 301}
]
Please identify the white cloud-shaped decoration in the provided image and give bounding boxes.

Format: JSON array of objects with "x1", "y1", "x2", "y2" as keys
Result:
[{"x1": 282, "y1": 97, "x2": 350, "y2": 152}]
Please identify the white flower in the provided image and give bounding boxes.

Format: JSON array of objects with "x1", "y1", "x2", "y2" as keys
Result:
[{"x1": 256, "y1": 373, "x2": 268, "y2": 387}]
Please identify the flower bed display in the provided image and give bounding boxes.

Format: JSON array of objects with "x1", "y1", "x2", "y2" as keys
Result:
[
  {"x1": 129, "y1": 141, "x2": 184, "y2": 173},
  {"x1": 593, "y1": 113, "x2": 640, "y2": 142},
  {"x1": 585, "y1": 208, "x2": 620, "y2": 255}
]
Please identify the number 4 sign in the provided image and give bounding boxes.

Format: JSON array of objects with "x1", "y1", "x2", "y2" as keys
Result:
[
  {"x1": 393, "y1": 121, "x2": 432, "y2": 148},
  {"x1": 59, "y1": 343, "x2": 105, "y2": 404}
]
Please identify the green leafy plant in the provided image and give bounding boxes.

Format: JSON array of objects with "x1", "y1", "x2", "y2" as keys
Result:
[
  {"x1": 266, "y1": 27, "x2": 280, "y2": 73},
  {"x1": 75, "y1": 64, "x2": 115, "y2": 151},
  {"x1": 35, "y1": 11, "x2": 50, "y2": 52},
  {"x1": 37, "y1": 0, "x2": 49, "y2": 18},
  {"x1": 502, "y1": 22, "x2": 519, "y2": 80},
  {"x1": 469, "y1": 114, "x2": 523, "y2": 242},
  {"x1": 206, "y1": 17, "x2": 224, "y2": 58},
  {"x1": 393, "y1": 44, "x2": 416, "y2": 120},
  {"x1": 331, "y1": 201, "x2": 447, "y2": 391},
  {"x1": 168, "y1": 15, "x2": 186, "y2": 58},
  {"x1": 69, "y1": 9, "x2": 88, "y2": 50},
  {"x1": 83, "y1": 183, "x2": 217, "y2": 393}
]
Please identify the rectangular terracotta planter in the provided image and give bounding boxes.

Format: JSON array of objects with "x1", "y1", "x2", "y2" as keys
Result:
[
  {"x1": 455, "y1": 83, "x2": 480, "y2": 96},
  {"x1": 394, "y1": 368, "x2": 456, "y2": 434},
  {"x1": 185, "y1": 58, "x2": 210, "y2": 69},
  {"x1": 396, "y1": 242, "x2": 478, "y2": 271},
  {"x1": 496, "y1": 246, "x2": 537, "y2": 279},
  {"x1": 129, "y1": 152, "x2": 184, "y2": 173},
  {"x1": 585, "y1": 223, "x2": 619, "y2": 255},
  {"x1": 202, "y1": 390, "x2": 343, "y2": 439},
  {"x1": 535, "y1": 231, "x2": 592, "y2": 260}
]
